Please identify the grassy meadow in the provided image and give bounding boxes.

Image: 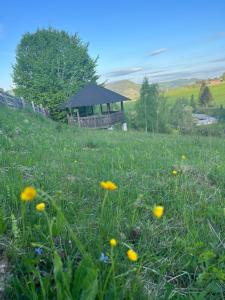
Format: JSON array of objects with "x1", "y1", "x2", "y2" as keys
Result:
[
  {"x1": 124, "y1": 82, "x2": 225, "y2": 112},
  {"x1": 0, "y1": 105, "x2": 225, "y2": 299},
  {"x1": 165, "y1": 82, "x2": 225, "y2": 105}
]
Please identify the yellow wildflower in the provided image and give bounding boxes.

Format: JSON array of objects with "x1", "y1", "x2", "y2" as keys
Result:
[
  {"x1": 20, "y1": 186, "x2": 37, "y2": 202},
  {"x1": 100, "y1": 181, "x2": 117, "y2": 191},
  {"x1": 153, "y1": 205, "x2": 164, "y2": 218},
  {"x1": 36, "y1": 203, "x2": 45, "y2": 212},
  {"x1": 181, "y1": 155, "x2": 187, "y2": 160},
  {"x1": 127, "y1": 249, "x2": 138, "y2": 262},
  {"x1": 110, "y1": 239, "x2": 117, "y2": 247},
  {"x1": 172, "y1": 170, "x2": 177, "y2": 176}
]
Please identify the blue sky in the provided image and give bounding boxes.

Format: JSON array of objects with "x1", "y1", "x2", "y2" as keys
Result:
[{"x1": 1, "y1": 0, "x2": 225, "y2": 90}]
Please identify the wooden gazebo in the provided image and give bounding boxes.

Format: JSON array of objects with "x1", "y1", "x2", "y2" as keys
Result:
[{"x1": 61, "y1": 83, "x2": 129, "y2": 129}]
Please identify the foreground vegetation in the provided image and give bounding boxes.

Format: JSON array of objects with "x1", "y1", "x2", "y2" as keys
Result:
[{"x1": 0, "y1": 105, "x2": 225, "y2": 299}]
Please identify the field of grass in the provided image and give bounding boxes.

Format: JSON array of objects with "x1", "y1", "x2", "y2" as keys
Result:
[
  {"x1": 165, "y1": 82, "x2": 225, "y2": 105},
  {"x1": 124, "y1": 82, "x2": 225, "y2": 112},
  {"x1": 0, "y1": 105, "x2": 225, "y2": 299}
]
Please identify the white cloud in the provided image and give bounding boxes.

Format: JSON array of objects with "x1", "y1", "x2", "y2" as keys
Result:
[
  {"x1": 148, "y1": 48, "x2": 168, "y2": 56},
  {"x1": 106, "y1": 67, "x2": 143, "y2": 77}
]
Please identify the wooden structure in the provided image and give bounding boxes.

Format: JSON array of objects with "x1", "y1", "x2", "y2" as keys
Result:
[
  {"x1": 0, "y1": 92, "x2": 24, "y2": 109},
  {"x1": 60, "y1": 83, "x2": 129, "y2": 129},
  {"x1": 0, "y1": 91, "x2": 49, "y2": 117}
]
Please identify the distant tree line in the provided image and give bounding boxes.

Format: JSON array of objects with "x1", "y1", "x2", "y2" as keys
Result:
[
  {"x1": 132, "y1": 78, "x2": 219, "y2": 134},
  {"x1": 134, "y1": 78, "x2": 194, "y2": 134}
]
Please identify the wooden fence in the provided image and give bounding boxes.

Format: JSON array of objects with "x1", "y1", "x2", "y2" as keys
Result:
[
  {"x1": 0, "y1": 91, "x2": 49, "y2": 117},
  {"x1": 69, "y1": 111, "x2": 125, "y2": 128}
]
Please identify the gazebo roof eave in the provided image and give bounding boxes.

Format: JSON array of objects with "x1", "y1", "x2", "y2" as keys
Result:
[{"x1": 60, "y1": 83, "x2": 130, "y2": 110}]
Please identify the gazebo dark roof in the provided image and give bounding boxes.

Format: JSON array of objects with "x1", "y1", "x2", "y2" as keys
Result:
[{"x1": 61, "y1": 83, "x2": 129, "y2": 109}]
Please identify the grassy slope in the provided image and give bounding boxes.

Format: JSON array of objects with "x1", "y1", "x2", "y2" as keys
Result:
[
  {"x1": 0, "y1": 106, "x2": 225, "y2": 299},
  {"x1": 165, "y1": 82, "x2": 225, "y2": 105},
  {"x1": 106, "y1": 80, "x2": 225, "y2": 105}
]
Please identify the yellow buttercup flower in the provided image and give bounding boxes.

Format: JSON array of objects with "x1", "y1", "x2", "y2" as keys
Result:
[
  {"x1": 172, "y1": 170, "x2": 177, "y2": 176},
  {"x1": 100, "y1": 181, "x2": 117, "y2": 191},
  {"x1": 36, "y1": 203, "x2": 45, "y2": 212},
  {"x1": 110, "y1": 239, "x2": 117, "y2": 247},
  {"x1": 127, "y1": 249, "x2": 138, "y2": 262},
  {"x1": 100, "y1": 181, "x2": 108, "y2": 189},
  {"x1": 20, "y1": 186, "x2": 37, "y2": 202},
  {"x1": 153, "y1": 205, "x2": 164, "y2": 218},
  {"x1": 181, "y1": 155, "x2": 187, "y2": 160}
]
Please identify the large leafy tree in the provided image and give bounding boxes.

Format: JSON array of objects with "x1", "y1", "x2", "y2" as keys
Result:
[
  {"x1": 13, "y1": 28, "x2": 98, "y2": 120},
  {"x1": 136, "y1": 78, "x2": 168, "y2": 133}
]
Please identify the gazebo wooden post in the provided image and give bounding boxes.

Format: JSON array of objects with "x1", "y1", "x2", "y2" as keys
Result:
[
  {"x1": 107, "y1": 103, "x2": 110, "y2": 113},
  {"x1": 100, "y1": 104, "x2": 103, "y2": 114},
  {"x1": 120, "y1": 101, "x2": 124, "y2": 112},
  {"x1": 77, "y1": 109, "x2": 81, "y2": 128},
  {"x1": 107, "y1": 103, "x2": 111, "y2": 127},
  {"x1": 67, "y1": 108, "x2": 73, "y2": 125}
]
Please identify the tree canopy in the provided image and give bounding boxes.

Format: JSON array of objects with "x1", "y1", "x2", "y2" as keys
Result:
[
  {"x1": 136, "y1": 78, "x2": 168, "y2": 133},
  {"x1": 13, "y1": 28, "x2": 99, "y2": 120},
  {"x1": 199, "y1": 82, "x2": 213, "y2": 106}
]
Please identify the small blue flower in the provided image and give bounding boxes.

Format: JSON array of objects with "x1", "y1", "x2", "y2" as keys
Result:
[
  {"x1": 35, "y1": 248, "x2": 43, "y2": 256},
  {"x1": 99, "y1": 252, "x2": 109, "y2": 263}
]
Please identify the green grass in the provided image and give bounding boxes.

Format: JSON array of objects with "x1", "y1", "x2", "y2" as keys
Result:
[
  {"x1": 165, "y1": 82, "x2": 225, "y2": 105},
  {"x1": 0, "y1": 105, "x2": 225, "y2": 299}
]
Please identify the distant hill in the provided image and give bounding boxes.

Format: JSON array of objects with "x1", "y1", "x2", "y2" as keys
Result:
[
  {"x1": 105, "y1": 80, "x2": 140, "y2": 100},
  {"x1": 159, "y1": 78, "x2": 198, "y2": 90},
  {"x1": 105, "y1": 78, "x2": 198, "y2": 100}
]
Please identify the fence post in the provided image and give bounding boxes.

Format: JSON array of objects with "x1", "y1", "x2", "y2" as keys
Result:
[
  {"x1": 31, "y1": 101, "x2": 35, "y2": 112},
  {"x1": 21, "y1": 97, "x2": 25, "y2": 108},
  {"x1": 40, "y1": 103, "x2": 43, "y2": 115}
]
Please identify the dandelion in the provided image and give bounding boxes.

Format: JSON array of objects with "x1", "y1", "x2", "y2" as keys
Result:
[
  {"x1": 100, "y1": 181, "x2": 117, "y2": 191},
  {"x1": 36, "y1": 202, "x2": 45, "y2": 212},
  {"x1": 172, "y1": 170, "x2": 177, "y2": 176},
  {"x1": 110, "y1": 239, "x2": 117, "y2": 247},
  {"x1": 127, "y1": 249, "x2": 138, "y2": 262},
  {"x1": 99, "y1": 252, "x2": 109, "y2": 263},
  {"x1": 153, "y1": 205, "x2": 164, "y2": 218},
  {"x1": 181, "y1": 155, "x2": 187, "y2": 160},
  {"x1": 20, "y1": 186, "x2": 37, "y2": 202}
]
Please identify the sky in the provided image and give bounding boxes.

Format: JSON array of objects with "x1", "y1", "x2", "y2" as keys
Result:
[{"x1": 1, "y1": 0, "x2": 225, "y2": 90}]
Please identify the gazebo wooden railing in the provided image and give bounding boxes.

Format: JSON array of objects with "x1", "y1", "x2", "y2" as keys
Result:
[{"x1": 69, "y1": 111, "x2": 125, "y2": 128}]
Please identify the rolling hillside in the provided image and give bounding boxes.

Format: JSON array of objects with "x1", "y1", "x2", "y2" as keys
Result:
[
  {"x1": 105, "y1": 80, "x2": 140, "y2": 100},
  {"x1": 106, "y1": 79, "x2": 225, "y2": 106},
  {"x1": 165, "y1": 82, "x2": 225, "y2": 105},
  {"x1": 105, "y1": 79, "x2": 198, "y2": 100},
  {"x1": 0, "y1": 105, "x2": 225, "y2": 299}
]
